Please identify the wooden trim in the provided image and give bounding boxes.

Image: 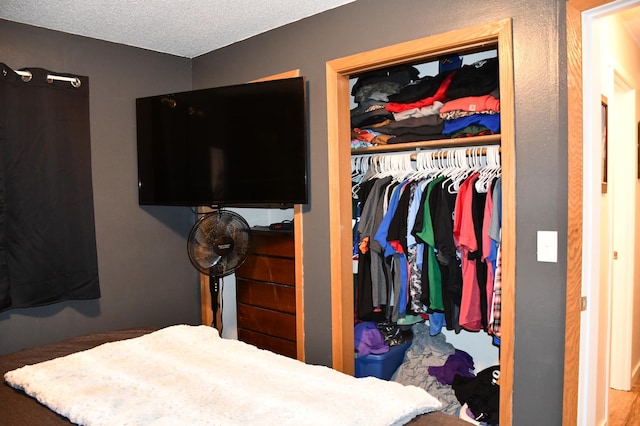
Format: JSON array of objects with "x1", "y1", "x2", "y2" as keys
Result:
[
  {"x1": 326, "y1": 19, "x2": 515, "y2": 425},
  {"x1": 251, "y1": 69, "x2": 301, "y2": 82},
  {"x1": 564, "y1": 1, "x2": 613, "y2": 424},
  {"x1": 294, "y1": 204, "x2": 305, "y2": 361},
  {"x1": 568, "y1": 0, "x2": 611, "y2": 10},
  {"x1": 326, "y1": 59, "x2": 354, "y2": 374},
  {"x1": 200, "y1": 269, "x2": 213, "y2": 325},
  {"x1": 496, "y1": 20, "x2": 515, "y2": 426},
  {"x1": 199, "y1": 206, "x2": 215, "y2": 327}
]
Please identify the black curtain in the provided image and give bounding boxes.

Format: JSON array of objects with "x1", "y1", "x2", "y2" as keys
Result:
[{"x1": 0, "y1": 64, "x2": 100, "y2": 311}]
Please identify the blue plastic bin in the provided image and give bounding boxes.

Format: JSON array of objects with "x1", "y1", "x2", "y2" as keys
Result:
[{"x1": 355, "y1": 341, "x2": 411, "y2": 380}]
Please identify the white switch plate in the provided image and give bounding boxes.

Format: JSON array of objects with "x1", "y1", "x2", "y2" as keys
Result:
[{"x1": 537, "y1": 231, "x2": 558, "y2": 263}]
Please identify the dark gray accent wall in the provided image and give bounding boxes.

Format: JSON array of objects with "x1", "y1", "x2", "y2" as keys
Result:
[
  {"x1": 0, "y1": 19, "x2": 201, "y2": 353},
  {"x1": 192, "y1": 1, "x2": 568, "y2": 424},
  {"x1": 0, "y1": 0, "x2": 569, "y2": 422}
]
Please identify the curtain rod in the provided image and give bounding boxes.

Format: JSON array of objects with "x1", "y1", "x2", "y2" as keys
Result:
[{"x1": 14, "y1": 69, "x2": 82, "y2": 88}]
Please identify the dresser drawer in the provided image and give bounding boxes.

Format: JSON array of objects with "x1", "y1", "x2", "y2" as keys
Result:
[
  {"x1": 237, "y1": 304, "x2": 296, "y2": 341},
  {"x1": 236, "y1": 255, "x2": 295, "y2": 285},
  {"x1": 236, "y1": 278, "x2": 295, "y2": 314},
  {"x1": 237, "y1": 329, "x2": 297, "y2": 359},
  {"x1": 236, "y1": 228, "x2": 297, "y2": 359},
  {"x1": 250, "y1": 230, "x2": 294, "y2": 257}
]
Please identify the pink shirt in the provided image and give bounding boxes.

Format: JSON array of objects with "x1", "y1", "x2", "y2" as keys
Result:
[
  {"x1": 482, "y1": 181, "x2": 495, "y2": 317},
  {"x1": 453, "y1": 173, "x2": 483, "y2": 331}
]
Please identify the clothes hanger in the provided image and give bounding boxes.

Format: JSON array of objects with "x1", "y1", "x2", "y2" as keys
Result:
[
  {"x1": 412, "y1": 151, "x2": 432, "y2": 180},
  {"x1": 391, "y1": 153, "x2": 415, "y2": 183},
  {"x1": 475, "y1": 146, "x2": 501, "y2": 193},
  {"x1": 474, "y1": 147, "x2": 491, "y2": 193},
  {"x1": 447, "y1": 148, "x2": 473, "y2": 193},
  {"x1": 416, "y1": 149, "x2": 443, "y2": 181},
  {"x1": 351, "y1": 155, "x2": 361, "y2": 182},
  {"x1": 351, "y1": 154, "x2": 371, "y2": 199}
]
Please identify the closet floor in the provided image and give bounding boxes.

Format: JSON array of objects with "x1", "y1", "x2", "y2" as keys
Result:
[{"x1": 608, "y1": 374, "x2": 640, "y2": 426}]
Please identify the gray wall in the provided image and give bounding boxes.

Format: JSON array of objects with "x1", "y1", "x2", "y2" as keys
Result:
[
  {"x1": 0, "y1": 0, "x2": 569, "y2": 423},
  {"x1": 192, "y1": 0, "x2": 568, "y2": 424},
  {"x1": 0, "y1": 20, "x2": 201, "y2": 353}
]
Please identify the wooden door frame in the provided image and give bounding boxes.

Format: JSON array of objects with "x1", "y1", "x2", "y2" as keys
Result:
[
  {"x1": 326, "y1": 19, "x2": 515, "y2": 425},
  {"x1": 564, "y1": 1, "x2": 613, "y2": 424}
]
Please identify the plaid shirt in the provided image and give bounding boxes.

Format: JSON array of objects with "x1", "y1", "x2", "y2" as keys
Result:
[{"x1": 488, "y1": 246, "x2": 502, "y2": 337}]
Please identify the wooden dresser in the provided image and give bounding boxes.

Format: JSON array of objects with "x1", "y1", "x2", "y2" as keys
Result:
[{"x1": 235, "y1": 228, "x2": 296, "y2": 359}]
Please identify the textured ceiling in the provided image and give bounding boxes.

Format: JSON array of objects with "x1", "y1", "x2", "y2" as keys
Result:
[
  {"x1": 0, "y1": 0, "x2": 355, "y2": 58},
  {"x1": 2, "y1": 1, "x2": 639, "y2": 59}
]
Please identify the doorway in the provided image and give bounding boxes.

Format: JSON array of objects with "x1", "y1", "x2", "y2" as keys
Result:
[
  {"x1": 568, "y1": 1, "x2": 640, "y2": 424},
  {"x1": 326, "y1": 19, "x2": 516, "y2": 426},
  {"x1": 607, "y1": 69, "x2": 636, "y2": 393}
]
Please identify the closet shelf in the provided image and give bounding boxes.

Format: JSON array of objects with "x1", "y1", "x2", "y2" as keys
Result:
[{"x1": 351, "y1": 133, "x2": 500, "y2": 155}]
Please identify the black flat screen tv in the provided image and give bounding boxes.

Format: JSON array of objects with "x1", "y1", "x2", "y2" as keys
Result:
[{"x1": 136, "y1": 76, "x2": 308, "y2": 207}]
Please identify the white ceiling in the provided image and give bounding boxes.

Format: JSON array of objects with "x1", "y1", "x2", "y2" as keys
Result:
[
  {"x1": 2, "y1": 1, "x2": 640, "y2": 60},
  {"x1": 0, "y1": 0, "x2": 356, "y2": 58}
]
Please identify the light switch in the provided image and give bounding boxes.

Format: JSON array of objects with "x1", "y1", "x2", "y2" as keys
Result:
[{"x1": 537, "y1": 231, "x2": 558, "y2": 263}]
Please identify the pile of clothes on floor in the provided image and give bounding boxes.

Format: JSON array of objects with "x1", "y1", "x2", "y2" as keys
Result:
[{"x1": 390, "y1": 322, "x2": 500, "y2": 425}]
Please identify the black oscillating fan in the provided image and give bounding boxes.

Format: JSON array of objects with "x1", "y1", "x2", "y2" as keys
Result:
[{"x1": 187, "y1": 209, "x2": 251, "y2": 329}]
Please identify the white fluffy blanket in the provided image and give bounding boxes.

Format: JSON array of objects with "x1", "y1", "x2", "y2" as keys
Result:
[{"x1": 5, "y1": 325, "x2": 441, "y2": 425}]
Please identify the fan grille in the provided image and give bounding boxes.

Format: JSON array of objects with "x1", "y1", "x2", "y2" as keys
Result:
[{"x1": 187, "y1": 210, "x2": 251, "y2": 276}]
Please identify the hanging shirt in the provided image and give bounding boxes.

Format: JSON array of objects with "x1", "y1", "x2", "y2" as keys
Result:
[
  {"x1": 489, "y1": 246, "x2": 503, "y2": 341},
  {"x1": 488, "y1": 178, "x2": 503, "y2": 340},
  {"x1": 471, "y1": 183, "x2": 489, "y2": 330},
  {"x1": 453, "y1": 173, "x2": 483, "y2": 332},
  {"x1": 482, "y1": 179, "x2": 496, "y2": 322},
  {"x1": 358, "y1": 176, "x2": 393, "y2": 309},
  {"x1": 354, "y1": 179, "x2": 377, "y2": 320},
  {"x1": 374, "y1": 180, "x2": 411, "y2": 320},
  {"x1": 406, "y1": 180, "x2": 430, "y2": 314},
  {"x1": 431, "y1": 179, "x2": 463, "y2": 333},
  {"x1": 415, "y1": 176, "x2": 446, "y2": 314}
]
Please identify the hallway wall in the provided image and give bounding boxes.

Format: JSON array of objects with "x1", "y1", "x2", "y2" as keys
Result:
[{"x1": 600, "y1": 7, "x2": 640, "y2": 392}]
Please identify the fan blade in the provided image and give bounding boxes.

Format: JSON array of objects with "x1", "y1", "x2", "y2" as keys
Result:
[{"x1": 187, "y1": 210, "x2": 252, "y2": 276}]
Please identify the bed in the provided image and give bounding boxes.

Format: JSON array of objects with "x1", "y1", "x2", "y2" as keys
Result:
[{"x1": 1, "y1": 325, "x2": 471, "y2": 426}]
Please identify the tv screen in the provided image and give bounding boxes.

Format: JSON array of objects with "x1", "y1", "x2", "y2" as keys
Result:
[{"x1": 136, "y1": 77, "x2": 308, "y2": 207}]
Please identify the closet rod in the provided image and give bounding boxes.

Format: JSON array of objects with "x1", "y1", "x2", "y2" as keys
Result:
[
  {"x1": 351, "y1": 134, "x2": 501, "y2": 155},
  {"x1": 14, "y1": 69, "x2": 82, "y2": 88},
  {"x1": 409, "y1": 146, "x2": 501, "y2": 161}
]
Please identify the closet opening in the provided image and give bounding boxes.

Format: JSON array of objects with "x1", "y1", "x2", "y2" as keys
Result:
[{"x1": 326, "y1": 19, "x2": 515, "y2": 425}]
